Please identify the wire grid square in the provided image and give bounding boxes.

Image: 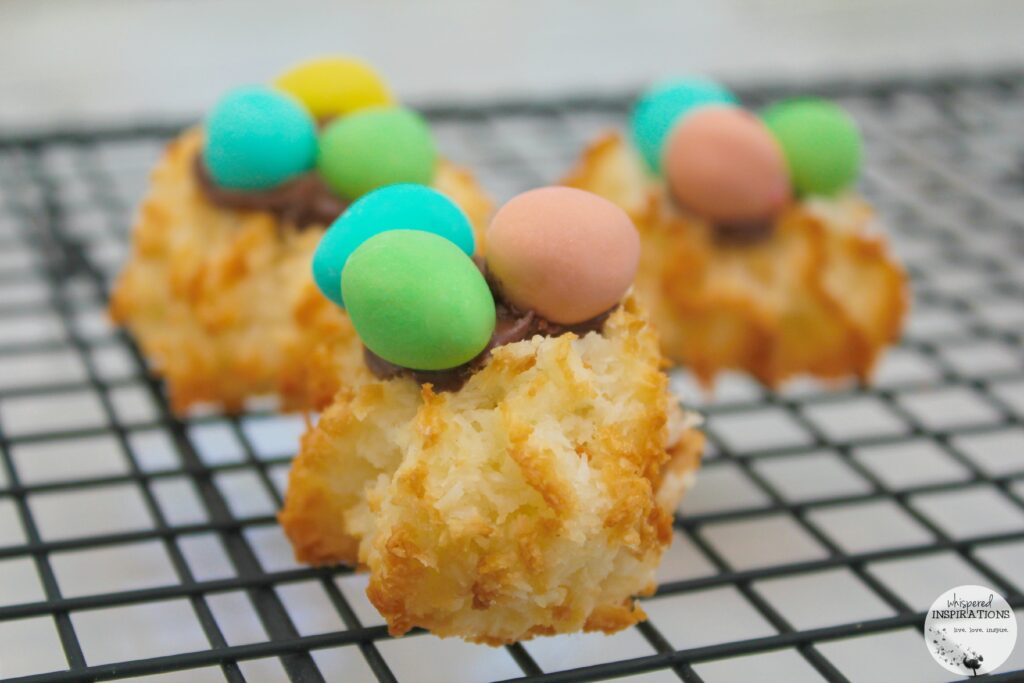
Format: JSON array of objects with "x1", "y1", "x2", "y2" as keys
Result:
[
  {"x1": 49, "y1": 540, "x2": 178, "y2": 598},
  {"x1": 0, "y1": 74, "x2": 1023, "y2": 682},
  {"x1": 752, "y1": 568, "x2": 897, "y2": 631}
]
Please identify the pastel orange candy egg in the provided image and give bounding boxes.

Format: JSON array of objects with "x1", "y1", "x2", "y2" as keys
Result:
[
  {"x1": 486, "y1": 187, "x2": 639, "y2": 325},
  {"x1": 663, "y1": 105, "x2": 791, "y2": 224}
]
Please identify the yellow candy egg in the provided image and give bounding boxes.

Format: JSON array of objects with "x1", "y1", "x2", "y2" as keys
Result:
[{"x1": 275, "y1": 57, "x2": 392, "y2": 119}]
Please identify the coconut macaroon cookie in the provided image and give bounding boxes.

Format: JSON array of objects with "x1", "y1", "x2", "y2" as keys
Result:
[
  {"x1": 279, "y1": 186, "x2": 704, "y2": 644},
  {"x1": 565, "y1": 85, "x2": 908, "y2": 388},
  {"x1": 110, "y1": 57, "x2": 491, "y2": 413}
]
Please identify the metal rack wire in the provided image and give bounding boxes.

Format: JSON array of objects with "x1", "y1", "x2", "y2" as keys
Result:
[{"x1": 0, "y1": 73, "x2": 1022, "y2": 682}]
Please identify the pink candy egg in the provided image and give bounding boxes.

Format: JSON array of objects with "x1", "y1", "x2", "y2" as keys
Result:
[
  {"x1": 486, "y1": 187, "x2": 639, "y2": 325},
  {"x1": 663, "y1": 105, "x2": 790, "y2": 224}
]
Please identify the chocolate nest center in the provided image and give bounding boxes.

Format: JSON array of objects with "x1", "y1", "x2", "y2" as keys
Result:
[
  {"x1": 193, "y1": 155, "x2": 346, "y2": 229},
  {"x1": 666, "y1": 191, "x2": 776, "y2": 245},
  {"x1": 365, "y1": 260, "x2": 614, "y2": 392}
]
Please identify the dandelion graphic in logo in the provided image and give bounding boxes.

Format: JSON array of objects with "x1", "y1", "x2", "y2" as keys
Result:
[
  {"x1": 924, "y1": 585, "x2": 1017, "y2": 677},
  {"x1": 928, "y1": 625, "x2": 985, "y2": 676}
]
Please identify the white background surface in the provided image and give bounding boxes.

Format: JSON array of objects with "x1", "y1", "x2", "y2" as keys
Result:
[{"x1": 1, "y1": 0, "x2": 1024, "y2": 131}]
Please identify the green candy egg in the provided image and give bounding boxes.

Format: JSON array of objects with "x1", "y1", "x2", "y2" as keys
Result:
[
  {"x1": 342, "y1": 230, "x2": 495, "y2": 371},
  {"x1": 318, "y1": 106, "x2": 437, "y2": 200},
  {"x1": 762, "y1": 98, "x2": 862, "y2": 197}
]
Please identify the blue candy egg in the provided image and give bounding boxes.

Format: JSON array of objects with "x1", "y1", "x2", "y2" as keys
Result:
[
  {"x1": 312, "y1": 184, "x2": 476, "y2": 307},
  {"x1": 630, "y1": 78, "x2": 738, "y2": 174},
  {"x1": 203, "y1": 86, "x2": 318, "y2": 191}
]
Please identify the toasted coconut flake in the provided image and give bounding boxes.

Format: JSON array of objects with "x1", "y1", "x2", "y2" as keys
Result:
[
  {"x1": 279, "y1": 297, "x2": 703, "y2": 644},
  {"x1": 111, "y1": 129, "x2": 492, "y2": 413},
  {"x1": 564, "y1": 132, "x2": 908, "y2": 388}
]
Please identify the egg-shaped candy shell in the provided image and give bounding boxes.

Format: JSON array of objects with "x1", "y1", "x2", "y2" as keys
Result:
[
  {"x1": 762, "y1": 98, "x2": 862, "y2": 197},
  {"x1": 486, "y1": 187, "x2": 639, "y2": 325},
  {"x1": 342, "y1": 230, "x2": 495, "y2": 371},
  {"x1": 203, "y1": 86, "x2": 318, "y2": 191},
  {"x1": 631, "y1": 78, "x2": 738, "y2": 174},
  {"x1": 318, "y1": 106, "x2": 437, "y2": 200},
  {"x1": 275, "y1": 56, "x2": 392, "y2": 119},
  {"x1": 312, "y1": 184, "x2": 475, "y2": 307},
  {"x1": 663, "y1": 106, "x2": 790, "y2": 224}
]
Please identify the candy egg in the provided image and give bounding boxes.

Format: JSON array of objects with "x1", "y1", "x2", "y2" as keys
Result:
[
  {"x1": 203, "y1": 86, "x2": 318, "y2": 191},
  {"x1": 318, "y1": 106, "x2": 437, "y2": 200},
  {"x1": 631, "y1": 78, "x2": 738, "y2": 174},
  {"x1": 312, "y1": 184, "x2": 475, "y2": 307},
  {"x1": 342, "y1": 230, "x2": 495, "y2": 370},
  {"x1": 485, "y1": 187, "x2": 639, "y2": 325},
  {"x1": 762, "y1": 98, "x2": 862, "y2": 197},
  {"x1": 275, "y1": 56, "x2": 392, "y2": 119},
  {"x1": 663, "y1": 106, "x2": 790, "y2": 224}
]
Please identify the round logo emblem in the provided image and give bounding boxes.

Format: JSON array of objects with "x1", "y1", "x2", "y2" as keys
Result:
[{"x1": 925, "y1": 585, "x2": 1017, "y2": 677}]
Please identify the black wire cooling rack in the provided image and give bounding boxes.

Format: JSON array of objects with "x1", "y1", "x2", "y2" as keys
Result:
[{"x1": 0, "y1": 73, "x2": 1023, "y2": 683}]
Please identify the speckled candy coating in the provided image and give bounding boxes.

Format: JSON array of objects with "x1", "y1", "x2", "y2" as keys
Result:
[
  {"x1": 312, "y1": 184, "x2": 475, "y2": 307},
  {"x1": 485, "y1": 187, "x2": 639, "y2": 325},
  {"x1": 342, "y1": 230, "x2": 495, "y2": 370},
  {"x1": 663, "y1": 106, "x2": 790, "y2": 224},
  {"x1": 275, "y1": 56, "x2": 392, "y2": 119},
  {"x1": 318, "y1": 107, "x2": 438, "y2": 200},
  {"x1": 763, "y1": 98, "x2": 862, "y2": 197},
  {"x1": 630, "y1": 78, "x2": 737, "y2": 174},
  {"x1": 202, "y1": 86, "x2": 318, "y2": 191}
]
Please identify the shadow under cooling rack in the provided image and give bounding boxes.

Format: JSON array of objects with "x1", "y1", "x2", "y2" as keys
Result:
[{"x1": 0, "y1": 74, "x2": 1023, "y2": 682}]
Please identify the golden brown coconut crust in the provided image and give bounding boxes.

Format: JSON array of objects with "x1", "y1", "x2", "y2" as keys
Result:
[
  {"x1": 279, "y1": 296, "x2": 703, "y2": 644},
  {"x1": 563, "y1": 132, "x2": 908, "y2": 389},
  {"x1": 110, "y1": 129, "x2": 493, "y2": 413}
]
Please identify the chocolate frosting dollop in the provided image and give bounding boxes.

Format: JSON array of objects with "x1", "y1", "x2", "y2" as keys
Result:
[
  {"x1": 667, "y1": 190, "x2": 777, "y2": 245},
  {"x1": 711, "y1": 217, "x2": 777, "y2": 245},
  {"x1": 363, "y1": 257, "x2": 615, "y2": 392},
  {"x1": 194, "y1": 155, "x2": 346, "y2": 228},
  {"x1": 363, "y1": 300, "x2": 613, "y2": 392}
]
